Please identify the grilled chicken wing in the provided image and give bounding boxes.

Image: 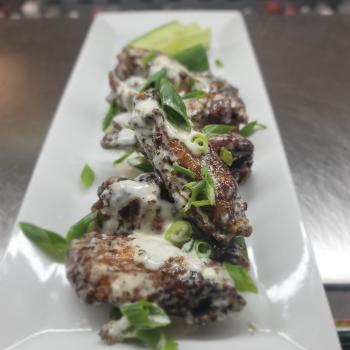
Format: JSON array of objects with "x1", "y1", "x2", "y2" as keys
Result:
[
  {"x1": 66, "y1": 232, "x2": 245, "y2": 331},
  {"x1": 131, "y1": 91, "x2": 252, "y2": 245}
]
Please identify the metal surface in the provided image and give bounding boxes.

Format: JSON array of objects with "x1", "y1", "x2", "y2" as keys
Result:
[
  {"x1": 0, "y1": 15, "x2": 349, "y2": 315},
  {"x1": 247, "y1": 16, "x2": 350, "y2": 284}
]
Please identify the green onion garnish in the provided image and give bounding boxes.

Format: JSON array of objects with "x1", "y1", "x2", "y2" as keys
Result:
[
  {"x1": 120, "y1": 300, "x2": 171, "y2": 330},
  {"x1": 128, "y1": 155, "x2": 154, "y2": 173},
  {"x1": 219, "y1": 147, "x2": 234, "y2": 166},
  {"x1": 158, "y1": 78, "x2": 192, "y2": 132},
  {"x1": 223, "y1": 262, "x2": 258, "y2": 293},
  {"x1": 19, "y1": 222, "x2": 68, "y2": 262},
  {"x1": 141, "y1": 68, "x2": 166, "y2": 91},
  {"x1": 80, "y1": 164, "x2": 95, "y2": 188},
  {"x1": 172, "y1": 162, "x2": 196, "y2": 178},
  {"x1": 66, "y1": 211, "x2": 99, "y2": 242},
  {"x1": 232, "y1": 236, "x2": 249, "y2": 260},
  {"x1": 239, "y1": 120, "x2": 267, "y2": 137},
  {"x1": 182, "y1": 238, "x2": 195, "y2": 252},
  {"x1": 142, "y1": 50, "x2": 157, "y2": 65},
  {"x1": 191, "y1": 134, "x2": 208, "y2": 154},
  {"x1": 194, "y1": 240, "x2": 212, "y2": 258},
  {"x1": 173, "y1": 44, "x2": 209, "y2": 72},
  {"x1": 214, "y1": 58, "x2": 224, "y2": 68},
  {"x1": 181, "y1": 90, "x2": 207, "y2": 100},
  {"x1": 111, "y1": 300, "x2": 176, "y2": 349},
  {"x1": 164, "y1": 220, "x2": 192, "y2": 247},
  {"x1": 183, "y1": 165, "x2": 215, "y2": 211},
  {"x1": 202, "y1": 124, "x2": 235, "y2": 135},
  {"x1": 114, "y1": 150, "x2": 134, "y2": 165},
  {"x1": 102, "y1": 101, "x2": 118, "y2": 132}
]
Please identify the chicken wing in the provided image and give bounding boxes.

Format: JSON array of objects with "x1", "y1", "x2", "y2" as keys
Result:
[
  {"x1": 131, "y1": 91, "x2": 252, "y2": 245},
  {"x1": 66, "y1": 232, "x2": 245, "y2": 330}
]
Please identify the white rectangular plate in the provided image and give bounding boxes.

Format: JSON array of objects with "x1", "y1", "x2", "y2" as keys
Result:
[{"x1": 0, "y1": 11, "x2": 340, "y2": 350}]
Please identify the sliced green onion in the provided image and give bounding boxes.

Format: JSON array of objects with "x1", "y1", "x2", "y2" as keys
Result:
[
  {"x1": 214, "y1": 58, "x2": 224, "y2": 68},
  {"x1": 164, "y1": 220, "x2": 192, "y2": 247},
  {"x1": 80, "y1": 164, "x2": 95, "y2": 188},
  {"x1": 183, "y1": 165, "x2": 215, "y2": 211},
  {"x1": 156, "y1": 335, "x2": 178, "y2": 350},
  {"x1": 120, "y1": 300, "x2": 171, "y2": 330},
  {"x1": 114, "y1": 150, "x2": 134, "y2": 165},
  {"x1": 128, "y1": 155, "x2": 154, "y2": 173},
  {"x1": 202, "y1": 124, "x2": 235, "y2": 135},
  {"x1": 102, "y1": 101, "x2": 118, "y2": 132},
  {"x1": 182, "y1": 238, "x2": 195, "y2": 252},
  {"x1": 141, "y1": 68, "x2": 166, "y2": 91},
  {"x1": 173, "y1": 44, "x2": 209, "y2": 72},
  {"x1": 194, "y1": 240, "x2": 212, "y2": 258},
  {"x1": 66, "y1": 211, "x2": 99, "y2": 242},
  {"x1": 133, "y1": 329, "x2": 164, "y2": 349},
  {"x1": 191, "y1": 134, "x2": 208, "y2": 154},
  {"x1": 19, "y1": 222, "x2": 68, "y2": 263},
  {"x1": 142, "y1": 50, "x2": 157, "y2": 65},
  {"x1": 172, "y1": 162, "x2": 196, "y2": 178},
  {"x1": 159, "y1": 78, "x2": 192, "y2": 132},
  {"x1": 223, "y1": 262, "x2": 258, "y2": 293},
  {"x1": 232, "y1": 236, "x2": 249, "y2": 261},
  {"x1": 239, "y1": 121, "x2": 267, "y2": 138},
  {"x1": 220, "y1": 147, "x2": 234, "y2": 167},
  {"x1": 181, "y1": 90, "x2": 207, "y2": 100}
]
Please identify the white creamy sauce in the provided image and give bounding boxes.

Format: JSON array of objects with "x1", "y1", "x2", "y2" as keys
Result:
[
  {"x1": 113, "y1": 112, "x2": 133, "y2": 128},
  {"x1": 130, "y1": 232, "x2": 225, "y2": 283},
  {"x1": 101, "y1": 179, "x2": 174, "y2": 236},
  {"x1": 112, "y1": 74, "x2": 145, "y2": 111},
  {"x1": 164, "y1": 120, "x2": 208, "y2": 156},
  {"x1": 111, "y1": 272, "x2": 154, "y2": 299},
  {"x1": 149, "y1": 55, "x2": 190, "y2": 87},
  {"x1": 117, "y1": 128, "x2": 136, "y2": 146}
]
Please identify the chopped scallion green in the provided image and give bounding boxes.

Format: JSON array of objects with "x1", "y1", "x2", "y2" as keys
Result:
[
  {"x1": 114, "y1": 150, "x2": 134, "y2": 165},
  {"x1": 191, "y1": 134, "x2": 208, "y2": 154},
  {"x1": 66, "y1": 211, "x2": 99, "y2": 242},
  {"x1": 202, "y1": 124, "x2": 235, "y2": 135},
  {"x1": 219, "y1": 147, "x2": 234, "y2": 167},
  {"x1": 172, "y1": 162, "x2": 196, "y2": 178},
  {"x1": 194, "y1": 240, "x2": 212, "y2": 258},
  {"x1": 164, "y1": 220, "x2": 192, "y2": 247},
  {"x1": 142, "y1": 50, "x2": 157, "y2": 65},
  {"x1": 141, "y1": 68, "x2": 167, "y2": 91},
  {"x1": 19, "y1": 222, "x2": 68, "y2": 262},
  {"x1": 173, "y1": 44, "x2": 209, "y2": 72},
  {"x1": 102, "y1": 101, "x2": 118, "y2": 132},
  {"x1": 239, "y1": 121, "x2": 267, "y2": 137},
  {"x1": 214, "y1": 58, "x2": 224, "y2": 68},
  {"x1": 128, "y1": 155, "x2": 154, "y2": 173},
  {"x1": 223, "y1": 262, "x2": 258, "y2": 293},
  {"x1": 181, "y1": 90, "x2": 207, "y2": 100},
  {"x1": 158, "y1": 78, "x2": 192, "y2": 132},
  {"x1": 80, "y1": 164, "x2": 95, "y2": 188}
]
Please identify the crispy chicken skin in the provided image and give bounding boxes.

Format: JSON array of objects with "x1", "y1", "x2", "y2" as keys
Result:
[
  {"x1": 208, "y1": 132, "x2": 254, "y2": 184},
  {"x1": 66, "y1": 232, "x2": 245, "y2": 327},
  {"x1": 131, "y1": 91, "x2": 252, "y2": 245}
]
